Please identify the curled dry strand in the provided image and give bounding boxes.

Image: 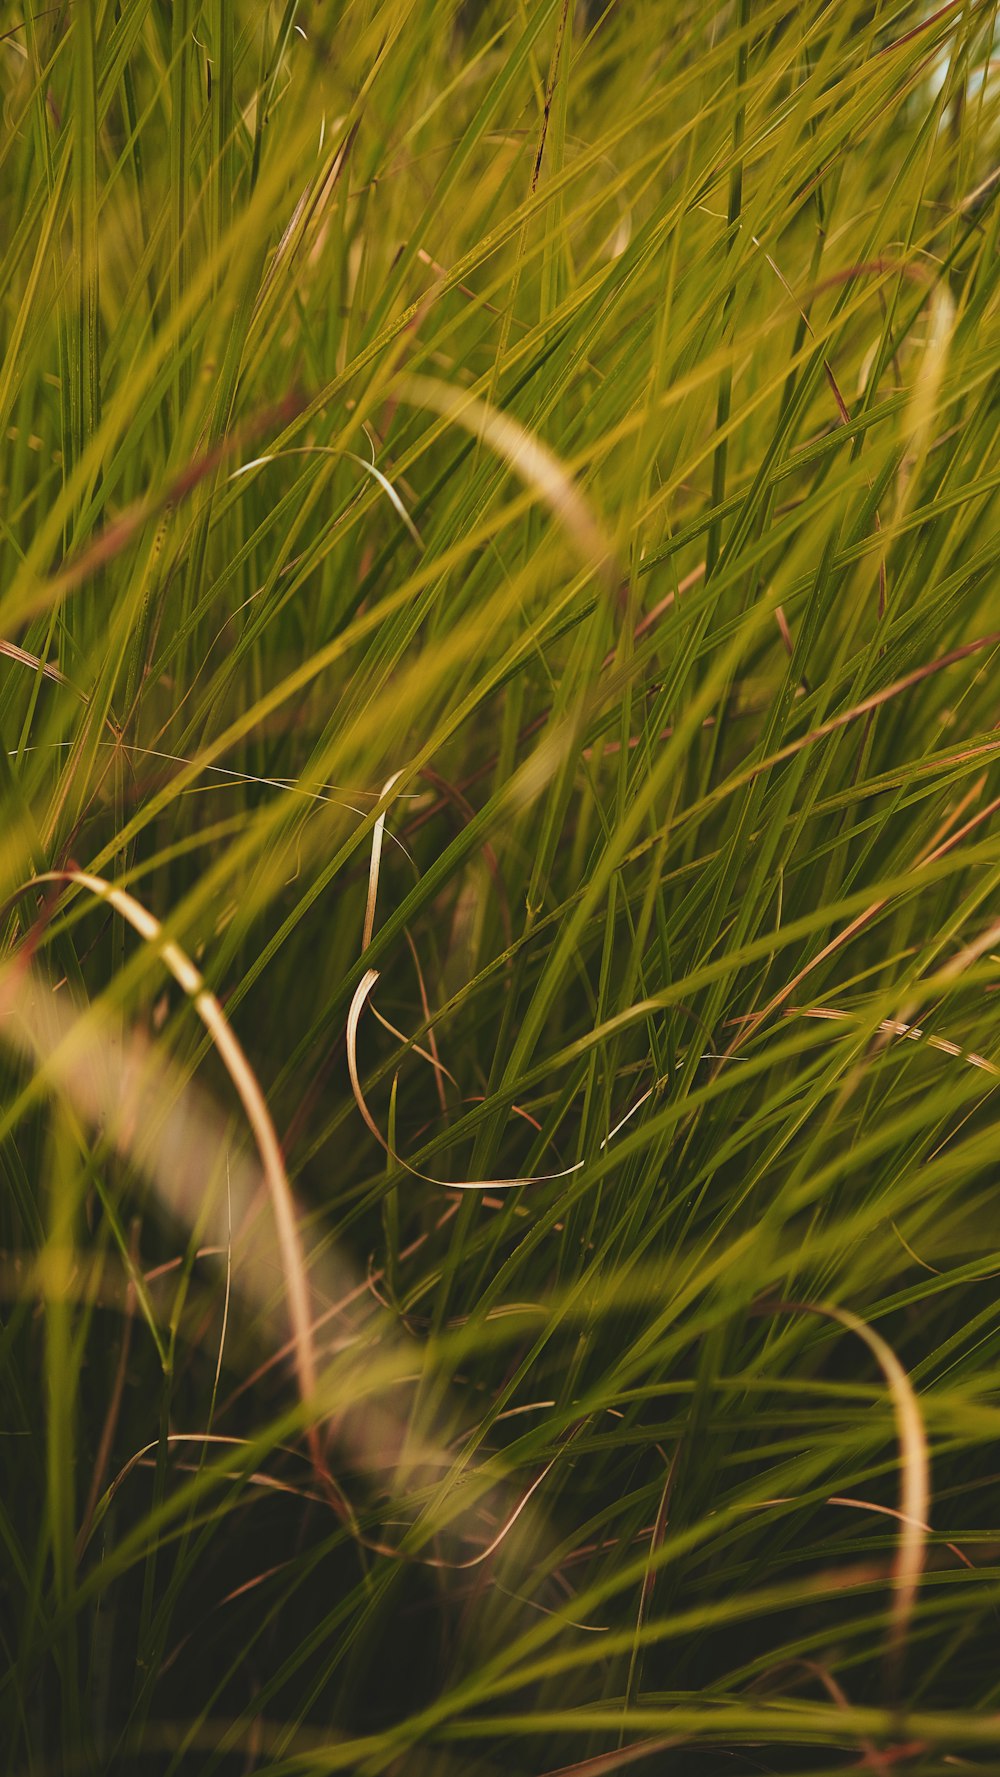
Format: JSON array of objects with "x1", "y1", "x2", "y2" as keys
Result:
[
  {"x1": 349, "y1": 776, "x2": 699, "y2": 1188},
  {"x1": 14, "y1": 869, "x2": 323, "y2": 1482},
  {"x1": 351, "y1": 771, "x2": 589, "y2": 1191}
]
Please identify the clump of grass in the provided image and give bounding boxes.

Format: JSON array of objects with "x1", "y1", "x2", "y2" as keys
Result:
[{"x1": 3, "y1": 1, "x2": 1000, "y2": 1771}]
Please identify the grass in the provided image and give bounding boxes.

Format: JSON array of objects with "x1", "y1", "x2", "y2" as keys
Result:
[{"x1": 2, "y1": 0, "x2": 1000, "y2": 1770}]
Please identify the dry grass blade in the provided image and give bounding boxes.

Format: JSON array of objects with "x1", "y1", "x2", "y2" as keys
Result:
[
  {"x1": 760, "y1": 1300, "x2": 930, "y2": 1687},
  {"x1": 348, "y1": 966, "x2": 585, "y2": 1190},
  {"x1": 231, "y1": 442, "x2": 424, "y2": 546},
  {"x1": 0, "y1": 640, "x2": 82, "y2": 696},
  {"x1": 19, "y1": 870, "x2": 319, "y2": 1458},
  {"x1": 362, "y1": 771, "x2": 406, "y2": 953},
  {"x1": 401, "y1": 374, "x2": 621, "y2": 592},
  {"x1": 786, "y1": 1007, "x2": 1000, "y2": 1078}
]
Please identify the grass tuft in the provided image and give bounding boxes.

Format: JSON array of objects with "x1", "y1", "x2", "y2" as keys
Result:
[{"x1": 3, "y1": 2, "x2": 1000, "y2": 1771}]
